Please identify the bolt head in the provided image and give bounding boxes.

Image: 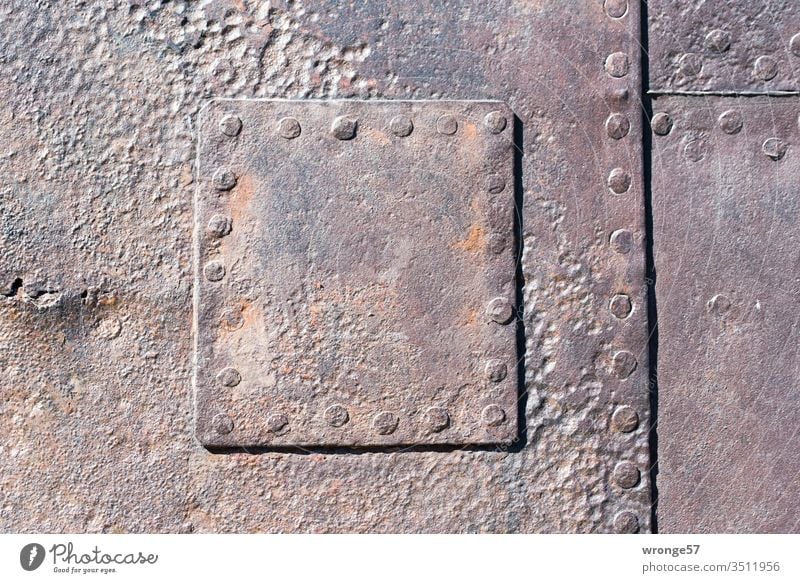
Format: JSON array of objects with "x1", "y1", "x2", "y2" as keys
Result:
[
  {"x1": 603, "y1": 0, "x2": 628, "y2": 19},
  {"x1": 278, "y1": 116, "x2": 301, "y2": 139},
  {"x1": 605, "y1": 113, "x2": 630, "y2": 140},
  {"x1": 485, "y1": 359, "x2": 508, "y2": 382},
  {"x1": 389, "y1": 114, "x2": 414, "y2": 137},
  {"x1": 613, "y1": 511, "x2": 640, "y2": 533},
  {"x1": 212, "y1": 168, "x2": 237, "y2": 191},
  {"x1": 791, "y1": 33, "x2": 800, "y2": 57},
  {"x1": 216, "y1": 366, "x2": 241, "y2": 387},
  {"x1": 484, "y1": 110, "x2": 507, "y2": 134},
  {"x1": 486, "y1": 297, "x2": 514, "y2": 324},
  {"x1": 718, "y1": 110, "x2": 743, "y2": 135},
  {"x1": 487, "y1": 233, "x2": 507, "y2": 255},
  {"x1": 219, "y1": 114, "x2": 242, "y2": 137},
  {"x1": 708, "y1": 293, "x2": 731, "y2": 315},
  {"x1": 204, "y1": 260, "x2": 226, "y2": 282},
  {"x1": 266, "y1": 413, "x2": 289, "y2": 433},
  {"x1": 604, "y1": 52, "x2": 629, "y2": 78},
  {"x1": 373, "y1": 411, "x2": 399, "y2": 435},
  {"x1": 679, "y1": 53, "x2": 702, "y2": 77},
  {"x1": 684, "y1": 139, "x2": 708, "y2": 162},
  {"x1": 436, "y1": 114, "x2": 458, "y2": 135},
  {"x1": 212, "y1": 413, "x2": 234, "y2": 435},
  {"x1": 763, "y1": 138, "x2": 788, "y2": 161},
  {"x1": 705, "y1": 29, "x2": 731, "y2": 53},
  {"x1": 324, "y1": 404, "x2": 349, "y2": 427},
  {"x1": 332, "y1": 116, "x2": 358, "y2": 140},
  {"x1": 753, "y1": 55, "x2": 779, "y2": 81},
  {"x1": 613, "y1": 461, "x2": 641, "y2": 489},
  {"x1": 607, "y1": 168, "x2": 631, "y2": 195},
  {"x1": 609, "y1": 229, "x2": 633, "y2": 254},
  {"x1": 651, "y1": 112, "x2": 673, "y2": 136},
  {"x1": 486, "y1": 174, "x2": 506, "y2": 194},
  {"x1": 611, "y1": 351, "x2": 638, "y2": 380},
  {"x1": 424, "y1": 407, "x2": 450, "y2": 433},
  {"x1": 481, "y1": 404, "x2": 507, "y2": 427},
  {"x1": 609, "y1": 294, "x2": 632, "y2": 319},
  {"x1": 611, "y1": 405, "x2": 639, "y2": 433},
  {"x1": 207, "y1": 214, "x2": 232, "y2": 238},
  {"x1": 221, "y1": 308, "x2": 244, "y2": 331}
]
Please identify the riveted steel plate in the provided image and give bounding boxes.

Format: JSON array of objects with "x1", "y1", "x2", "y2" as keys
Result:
[
  {"x1": 649, "y1": 0, "x2": 800, "y2": 93},
  {"x1": 194, "y1": 99, "x2": 518, "y2": 448},
  {"x1": 651, "y1": 96, "x2": 800, "y2": 531}
]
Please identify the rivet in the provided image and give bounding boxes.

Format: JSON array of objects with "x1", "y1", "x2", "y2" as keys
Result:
[
  {"x1": 219, "y1": 114, "x2": 242, "y2": 137},
  {"x1": 708, "y1": 294, "x2": 731, "y2": 315},
  {"x1": 204, "y1": 260, "x2": 226, "y2": 282},
  {"x1": 212, "y1": 413, "x2": 234, "y2": 435},
  {"x1": 679, "y1": 53, "x2": 702, "y2": 77},
  {"x1": 791, "y1": 33, "x2": 800, "y2": 57},
  {"x1": 487, "y1": 233, "x2": 507, "y2": 255},
  {"x1": 684, "y1": 139, "x2": 707, "y2": 162},
  {"x1": 373, "y1": 411, "x2": 399, "y2": 435},
  {"x1": 324, "y1": 404, "x2": 349, "y2": 427},
  {"x1": 607, "y1": 168, "x2": 631, "y2": 195},
  {"x1": 609, "y1": 229, "x2": 633, "y2": 254},
  {"x1": 603, "y1": 0, "x2": 628, "y2": 19},
  {"x1": 609, "y1": 294, "x2": 632, "y2": 319},
  {"x1": 481, "y1": 404, "x2": 507, "y2": 427},
  {"x1": 424, "y1": 407, "x2": 450, "y2": 433},
  {"x1": 266, "y1": 413, "x2": 289, "y2": 433},
  {"x1": 216, "y1": 366, "x2": 241, "y2": 387},
  {"x1": 484, "y1": 111, "x2": 507, "y2": 134},
  {"x1": 485, "y1": 359, "x2": 508, "y2": 382},
  {"x1": 718, "y1": 110, "x2": 743, "y2": 135},
  {"x1": 278, "y1": 116, "x2": 301, "y2": 139},
  {"x1": 763, "y1": 137, "x2": 787, "y2": 161},
  {"x1": 212, "y1": 168, "x2": 237, "y2": 191},
  {"x1": 331, "y1": 116, "x2": 357, "y2": 140},
  {"x1": 613, "y1": 461, "x2": 641, "y2": 489},
  {"x1": 486, "y1": 297, "x2": 514, "y2": 324},
  {"x1": 651, "y1": 112, "x2": 673, "y2": 136},
  {"x1": 613, "y1": 511, "x2": 640, "y2": 533},
  {"x1": 437, "y1": 114, "x2": 458, "y2": 135},
  {"x1": 207, "y1": 215, "x2": 232, "y2": 238},
  {"x1": 604, "y1": 52, "x2": 629, "y2": 78},
  {"x1": 705, "y1": 29, "x2": 731, "y2": 53},
  {"x1": 605, "y1": 113, "x2": 630, "y2": 140},
  {"x1": 753, "y1": 55, "x2": 778, "y2": 81},
  {"x1": 611, "y1": 350, "x2": 637, "y2": 379},
  {"x1": 389, "y1": 114, "x2": 414, "y2": 137},
  {"x1": 611, "y1": 406, "x2": 639, "y2": 433},
  {"x1": 221, "y1": 308, "x2": 244, "y2": 331},
  {"x1": 486, "y1": 174, "x2": 506, "y2": 194}
]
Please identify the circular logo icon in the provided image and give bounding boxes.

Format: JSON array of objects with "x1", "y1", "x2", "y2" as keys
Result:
[{"x1": 20, "y1": 543, "x2": 45, "y2": 571}]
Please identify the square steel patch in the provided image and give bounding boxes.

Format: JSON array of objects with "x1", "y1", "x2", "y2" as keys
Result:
[{"x1": 194, "y1": 99, "x2": 518, "y2": 448}]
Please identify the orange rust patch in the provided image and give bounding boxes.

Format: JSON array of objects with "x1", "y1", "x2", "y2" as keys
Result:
[
  {"x1": 463, "y1": 122, "x2": 477, "y2": 140},
  {"x1": 227, "y1": 174, "x2": 255, "y2": 226},
  {"x1": 454, "y1": 224, "x2": 486, "y2": 253}
]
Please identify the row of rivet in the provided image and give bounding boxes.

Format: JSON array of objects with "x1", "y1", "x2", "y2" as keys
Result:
[
  {"x1": 603, "y1": 2, "x2": 642, "y2": 535},
  {"x1": 211, "y1": 403, "x2": 509, "y2": 437},
  {"x1": 217, "y1": 110, "x2": 508, "y2": 142},
  {"x1": 205, "y1": 109, "x2": 515, "y2": 437},
  {"x1": 651, "y1": 110, "x2": 791, "y2": 161},
  {"x1": 678, "y1": 31, "x2": 800, "y2": 81}
]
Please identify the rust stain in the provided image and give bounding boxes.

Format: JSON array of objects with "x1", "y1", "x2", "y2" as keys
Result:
[
  {"x1": 228, "y1": 174, "x2": 255, "y2": 226},
  {"x1": 463, "y1": 122, "x2": 478, "y2": 140},
  {"x1": 453, "y1": 224, "x2": 486, "y2": 252}
]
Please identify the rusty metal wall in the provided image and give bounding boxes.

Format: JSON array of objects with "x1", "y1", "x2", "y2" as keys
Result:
[
  {"x1": 649, "y1": 0, "x2": 800, "y2": 533},
  {"x1": 0, "y1": 0, "x2": 651, "y2": 533}
]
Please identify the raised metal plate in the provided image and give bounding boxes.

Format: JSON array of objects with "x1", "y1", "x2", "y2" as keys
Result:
[
  {"x1": 194, "y1": 99, "x2": 518, "y2": 448},
  {"x1": 649, "y1": 0, "x2": 800, "y2": 93}
]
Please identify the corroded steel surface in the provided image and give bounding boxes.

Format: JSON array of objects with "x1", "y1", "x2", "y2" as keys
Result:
[
  {"x1": 0, "y1": 0, "x2": 650, "y2": 532},
  {"x1": 649, "y1": 0, "x2": 800, "y2": 93},
  {"x1": 195, "y1": 99, "x2": 518, "y2": 447},
  {"x1": 651, "y1": 96, "x2": 800, "y2": 532}
]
